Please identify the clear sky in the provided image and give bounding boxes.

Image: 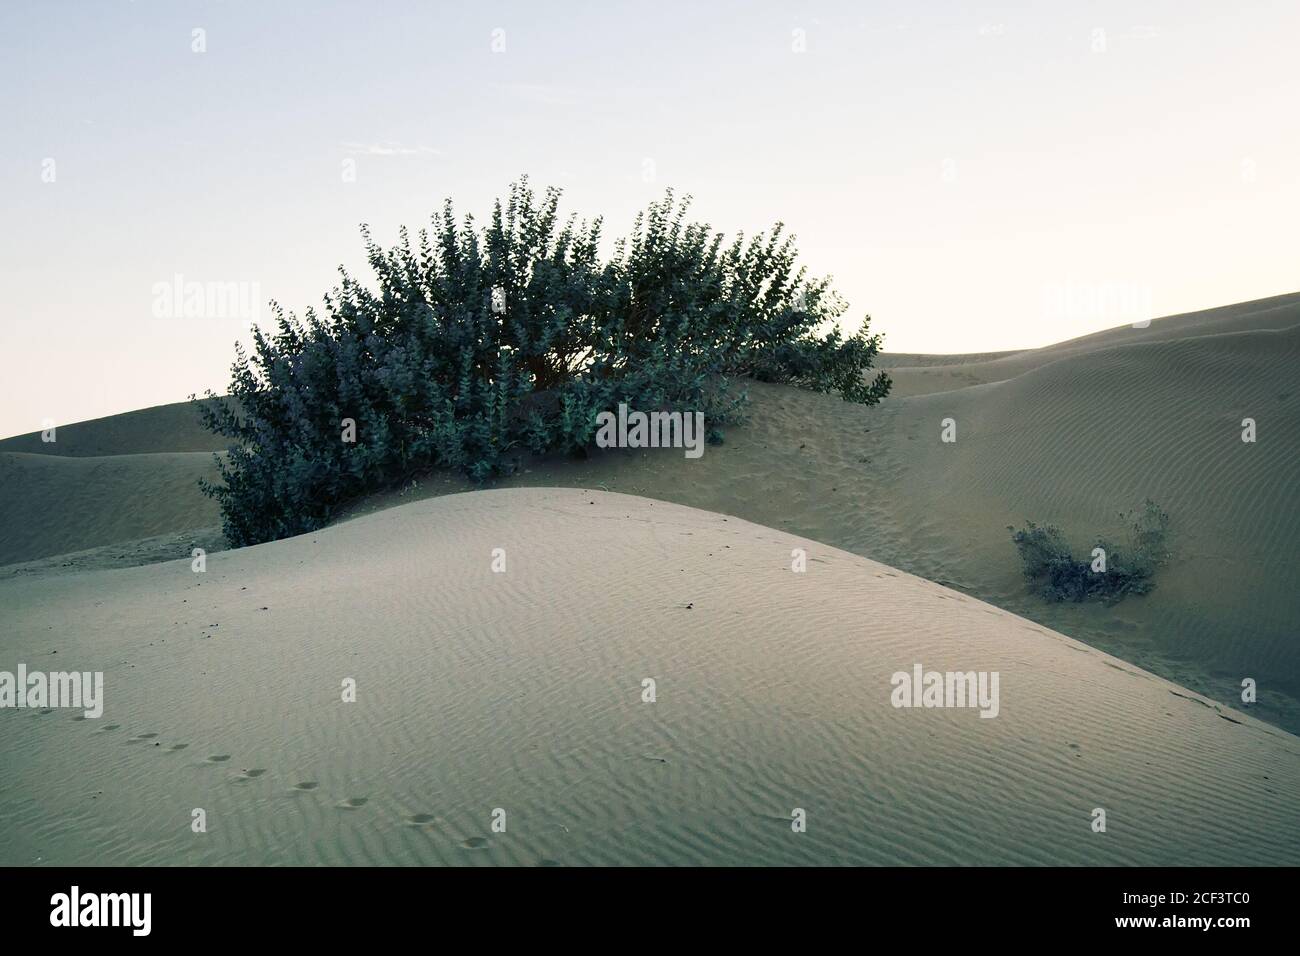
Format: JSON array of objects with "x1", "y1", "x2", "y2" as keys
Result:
[{"x1": 2, "y1": 0, "x2": 1297, "y2": 438}]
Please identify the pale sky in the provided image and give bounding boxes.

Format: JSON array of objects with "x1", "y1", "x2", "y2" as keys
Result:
[{"x1": 2, "y1": 0, "x2": 1298, "y2": 438}]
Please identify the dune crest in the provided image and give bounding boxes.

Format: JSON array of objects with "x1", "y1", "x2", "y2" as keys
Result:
[
  {"x1": 2, "y1": 293, "x2": 1297, "y2": 733},
  {"x1": 1, "y1": 489, "x2": 1295, "y2": 866}
]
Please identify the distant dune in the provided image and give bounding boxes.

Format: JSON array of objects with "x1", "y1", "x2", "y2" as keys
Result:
[
  {"x1": 0, "y1": 397, "x2": 231, "y2": 458},
  {"x1": 1, "y1": 294, "x2": 1297, "y2": 736},
  {"x1": 2, "y1": 489, "x2": 1295, "y2": 866},
  {"x1": 0, "y1": 397, "x2": 228, "y2": 568},
  {"x1": 0, "y1": 452, "x2": 221, "y2": 567},
  {"x1": 879, "y1": 291, "x2": 1300, "y2": 397}
]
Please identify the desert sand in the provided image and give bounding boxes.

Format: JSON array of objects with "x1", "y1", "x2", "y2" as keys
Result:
[
  {"x1": 1, "y1": 294, "x2": 1298, "y2": 865},
  {"x1": 1, "y1": 488, "x2": 1297, "y2": 866},
  {"x1": 0, "y1": 452, "x2": 222, "y2": 568},
  {"x1": 2, "y1": 293, "x2": 1298, "y2": 737},
  {"x1": 348, "y1": 292, "x2": 1300, "y2": 733}
]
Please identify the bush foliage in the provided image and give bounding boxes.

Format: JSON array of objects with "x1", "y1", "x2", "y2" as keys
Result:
[
  {"x1": 197, "y1": 178, "x2": 891, "y2": 546},
  {"x1": 1008, "y1": 500, "x2": 1171, "y2": 603}
]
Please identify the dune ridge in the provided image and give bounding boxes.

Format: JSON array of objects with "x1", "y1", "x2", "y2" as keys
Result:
[
  {"x1": 0, "y1": 397, "x2": 230, "y2": 458},
  {"x1": 1, "y1": 489, "x2": 1296, "y2": 866},
  {"x1": 881, "y1": 291, "x2": 1300, "y2": 397},
  {"x1": 1, "y1": 294, "x2": 1296, "y2": 735},
  {"x1": 0, "y1": 451, "x2": 221, "y2": 566}
]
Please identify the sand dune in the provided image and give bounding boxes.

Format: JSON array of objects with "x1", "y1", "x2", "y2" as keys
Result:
[
  {"x1": 1, "y1": 489, "x2": 1295, "y2": 866},
  {"x1": 0, "y1": 397, "x2": 226, "y2": 570},
  {"x1": 881, "y1": 291, "x2": 1300, "y2": 397},
  {"x1": 362, "y1": 307, "x2": 1300, "y2": 731},
  {"x1": 2, "y1": 294, "x2": 1296, "y2": 736},
  {"x1": 0, "y1": 397, "x2": 229, "y2": 458},
  {"x1": 864, "y1": 322, "x2": 1300, "y2": 730},
  {"x1": 0, "y1": 451, "x2": 220, "y2": 567}
]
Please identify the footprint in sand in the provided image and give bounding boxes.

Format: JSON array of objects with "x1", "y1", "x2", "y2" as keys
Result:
[
  {"x1": 290, "y1": 781, "x2": 319, "y2": 792},
  {"x1": 164, "y1": 744, "x2": 189, "y2": 753},
  {"x1": 460, "y1": 837, "x2": 489, "y2": 850},
  {"x1": 232, "y1": 768, "x2": 267, "y2": 782},
  {"x1": 71, "y1": 715, "x2": 87, "y2": 722},
  {"x1": 403, "y1": 813, "x2": 437, "y2": 827},
  {"x1": 127, "y1": 733, "x2": 159, "y2": 744},
  {"x1": 205, "y1": 754, "x2": 231, "y2": 763},
  {"x1": 337, "y1": 797, "x2": 369, "y2": 810},
  {"x1": 95, "y1": 724, "x2": 121, "y2": 734}
]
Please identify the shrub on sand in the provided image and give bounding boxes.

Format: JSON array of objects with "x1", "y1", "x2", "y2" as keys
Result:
[
  {"x1": 1009, "y1": 500, "x2": 1171, "y2": 603},
  {"x1": 197, "y1": 177, "x2": 891, "y2": 546}
]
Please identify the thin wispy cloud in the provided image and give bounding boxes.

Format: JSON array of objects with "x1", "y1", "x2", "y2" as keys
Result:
[
  {"x1": 494, "y1": 83, "x2": 588, "y2": 107},
  {"x1": 339, "y1": 141, "x2": 441, "y2": 156},
  {"x1": 493, "y1": 82, "x2": 659, "y2": 108}
]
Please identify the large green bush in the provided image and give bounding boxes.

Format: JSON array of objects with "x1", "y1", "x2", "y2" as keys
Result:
[{"x1": 197, "y1": 178, "x2": 890, "y2": 546}]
